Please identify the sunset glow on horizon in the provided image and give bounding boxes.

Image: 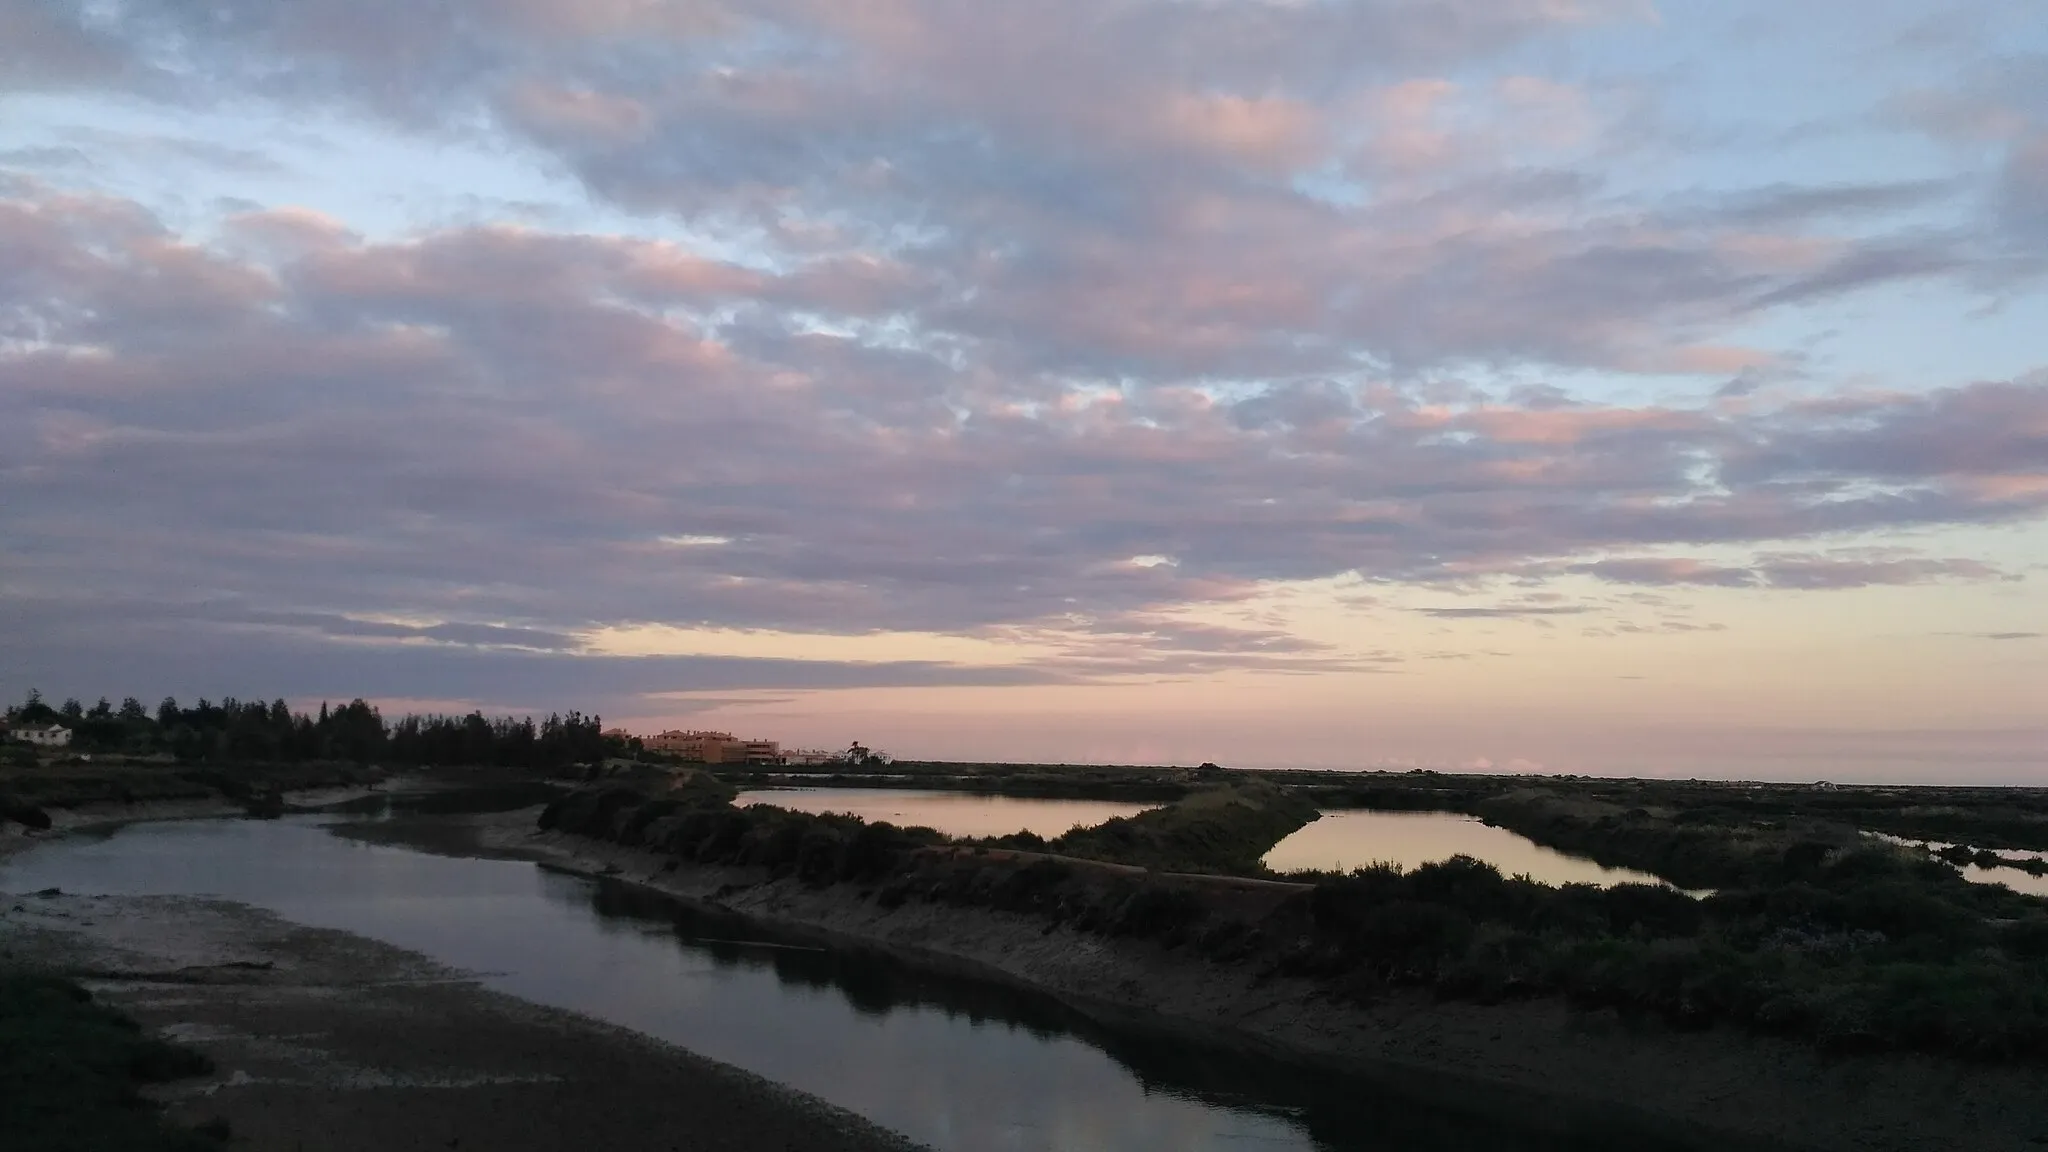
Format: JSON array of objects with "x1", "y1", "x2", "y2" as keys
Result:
[{"x1": 3, "y1": 1, "x2": 2045, "y2": 782}]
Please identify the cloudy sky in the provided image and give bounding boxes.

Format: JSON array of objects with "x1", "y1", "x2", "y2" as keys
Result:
[{"x1": 3, "y1": 1, "x2": 2046, "y2": 781}]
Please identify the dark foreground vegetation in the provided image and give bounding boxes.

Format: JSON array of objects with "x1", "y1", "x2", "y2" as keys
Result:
[
  {"x1": 5, "y1": 688, "x2": 617, "y2": 770},
  {"x1": 0, "y1": 973, "x2": 225, "y2": 1151},
  {"x1": 1, "y1": 684, "x2": 633, "y2": 829},
  {"x1": 545, "y1": 775, "x2": 2048, "y2": 1065}
]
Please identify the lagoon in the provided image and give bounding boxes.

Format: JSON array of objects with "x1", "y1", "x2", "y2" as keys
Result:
[{"x1": 1265, "y1": 810, "x2": 1673, "y2": 887}]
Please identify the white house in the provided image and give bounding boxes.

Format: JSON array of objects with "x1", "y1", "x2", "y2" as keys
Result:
[{"x1": 8, "y1": 724, "x2": 71, "y2": 747}]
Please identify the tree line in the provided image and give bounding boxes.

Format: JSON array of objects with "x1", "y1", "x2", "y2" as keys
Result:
[{"x1": 5, "y1": 689, "x2": 617, "y2": 769}]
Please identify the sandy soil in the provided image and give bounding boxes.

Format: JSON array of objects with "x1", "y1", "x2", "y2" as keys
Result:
[
  {"x1": 0, "y1": 889, "x2": 926, "y2": 1152},
  {"x1": 397, "y1": 807, "x2": 2048, "y2": 1152}
]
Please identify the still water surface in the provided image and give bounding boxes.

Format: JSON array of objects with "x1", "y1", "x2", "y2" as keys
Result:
[
  {"x1": 736, "y1": 787, "x2": 1154, "y2": 838},
  {"x1": 1264, "y1": 811, "x2": 1672, "y2": 887},
  {"x1": 737, "y1": 790, "x2": 1669, "y2": 892},
  {"x1": 1, "y1": 817, "x2": 1710, "y2": 1152},
  {"x1": 1863, "y1": 832, "x2": 2048, "y2": 899}
]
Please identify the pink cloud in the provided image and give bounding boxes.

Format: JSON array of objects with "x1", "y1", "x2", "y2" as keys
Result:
[
  {"x1": 1460, "y1": 405, "x2": 1706, "y2": 445},
  {"x1": 1158, "y1": 91, "x2": 1325, "y2": 169},
  {"x1": 505, "y1": 82, "x2": 654, "y2": 142}
]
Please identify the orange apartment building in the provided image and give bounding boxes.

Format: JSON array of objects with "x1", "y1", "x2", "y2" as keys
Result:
[{"x1": 643, "y1": 729, "x2": 782, "y2": 765}]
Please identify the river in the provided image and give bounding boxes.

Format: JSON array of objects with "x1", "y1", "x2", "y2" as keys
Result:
[{"x1": 0, "y1": 814, "x2": 1707, "y2": 1152}]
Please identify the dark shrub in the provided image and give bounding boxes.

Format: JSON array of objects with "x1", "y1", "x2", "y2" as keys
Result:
[
  {"x1": 1404, "y1": 857, "x2": 1528, "y2": 924},
  {"x1": 795, "y1": 824, "x2": 853, "y2": 884},
  {"x1": 617, "y1": 799, "x2": 682, "y2": 846},
  {"x1": 693, "y1": 810, "x2": 754, "y2": 863},
  {"x1": 1349, "y1": 900, "x2": 1475, "y2": 978},
  {"x1": 539, "y1": 785, "x2": 645, "y2": 837},
  {"x1": 1435, "y1": 926, "x2": 1539, "y2": 1003},
  {"x1": 1593, "y1": 883, "x2": 1703, "y2": 937},
  {"x1": 738, "y1": 816, "x2": 809, "y2": 871},
  {"x1": 1777, "y1": 840, "x2": 1834, "y2": 879},
  {"x1": 1109, "y1": 887, "x2": 1208, "y2": 939},
  {"x1": 0, "y1": 798, "x2": 52, "y2": 830},
  {"x1": 988, "y1": 858, "x2": 1073, "y2": 913},
  {"x1": 838, "y1": 821, "x2": 919, "y2": 881},
  {"x1": 1833, "y1": 880, "x2": 1980, "y2": 947}
]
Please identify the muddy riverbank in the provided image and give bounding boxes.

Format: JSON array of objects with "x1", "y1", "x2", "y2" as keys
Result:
[
  {"x1": 370, "y1": 806, "x2": 2048, "y2": 1152},
  {"x1": 0, "y1": 887, "x2": 924, "y2": 1152},
  {"x1": 0, "y1": 785, "x2": 386, "y2": 861}
]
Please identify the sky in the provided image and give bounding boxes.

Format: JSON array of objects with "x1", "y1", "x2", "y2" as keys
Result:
[{"x1": 2, "y1": 0, "x2": 2046, "y2": 782}]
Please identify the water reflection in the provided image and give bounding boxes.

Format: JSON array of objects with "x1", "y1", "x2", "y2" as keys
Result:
[
  {"x1": 1863, "y1": 832, "x2": 2048, "y2": 899},
  {"x1": 2, "y1": 818, "x2": 1725, "y2": 1152},
  {"x1": 1266, "y1": 811, "x2": 1672, "y2": 888},
  {"x1": 587, "y1": 881, "x2": 1719, "y2": 1152},
  {"x1": 736, "y1": 788, "x2": 1155, "y2": 839},
  {"x1": 322, "y1": 781, "x2": 566, "y2": 818}
]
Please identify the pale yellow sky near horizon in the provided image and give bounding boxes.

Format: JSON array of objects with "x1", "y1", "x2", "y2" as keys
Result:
[{"x1": 573, "y1": 528, "x2": 2048, "y2": 784}]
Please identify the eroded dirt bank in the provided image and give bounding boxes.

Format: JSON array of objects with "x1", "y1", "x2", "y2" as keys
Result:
[
  {"x1": 378, "y1": 807, "x2": 2048, "y2": 1152},
  {"x1": 0, "y1": 889, "x2": 925, "y2": 1152}
]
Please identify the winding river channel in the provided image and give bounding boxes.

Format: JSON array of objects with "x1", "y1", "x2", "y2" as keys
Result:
[{"x1": 2, "y1": 811, "x2": 1709, "y2": 1152}]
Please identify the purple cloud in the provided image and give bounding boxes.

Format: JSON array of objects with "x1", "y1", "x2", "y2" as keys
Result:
[
  {"x1": 5, "y1": 0, "x2": 2026, "y2": 384},
  {"x1": 3, "y1": 182, "x2": 2045, "y2": 661},
  {"x1": 3, "y1": 5, "x2": 2047, "y2": 722},
  {"x1": 1569, "y1": 559, "x2": 1761, "y2": 587},
  {"x1": 1571, "y1": 553, "x2": 2014, "y2": 591}
]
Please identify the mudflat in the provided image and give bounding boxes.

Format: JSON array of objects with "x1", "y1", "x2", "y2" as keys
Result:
[{"x1": 0, "y1": 891, "x2": 925, "y2": 1152}]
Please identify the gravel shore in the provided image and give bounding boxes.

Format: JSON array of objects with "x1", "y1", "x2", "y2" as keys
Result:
[{"x1": 0, "y1": 889, "x2": 927, "y2": 1152}]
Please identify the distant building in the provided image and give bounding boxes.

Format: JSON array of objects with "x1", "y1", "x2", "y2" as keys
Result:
[
  {"x1": 645, "y1": 729, "x2": 782, "y2": 765},
  {"x1": 731, "y1": 739, "x2": 782, "y2": 766},
  {"x1": 783, "y1": 748, "x2": 839, "y2": 767},
  {"x1": 600, "y1": 728, "x2": 635, "y2": 741},
  {"x1": 7, "y1": 724, "x2": 71, "y2": 747}
]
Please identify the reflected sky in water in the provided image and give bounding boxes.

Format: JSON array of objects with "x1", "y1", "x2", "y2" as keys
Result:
[
  {"x1": 3, "y1": 818, "x2": 1718, "y2": 1152},
  {"x1": 1863, "y1": 832, "x2": 2048, "y2": 899},
  {"x1": 737, "y1": 788, "x2": 1155, "y2": 839},
  {"x1": 1266, "y1": 811, "x2": 1672, "y2": 888}
]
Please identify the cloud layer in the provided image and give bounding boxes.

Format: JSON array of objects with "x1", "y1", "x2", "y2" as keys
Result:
[
  {"x1": 2, "y1": 1, "x2": 2046, "y2": 756},
  {"x1": 4, "y1": 182, "x2": 2042, "y2": 650}
]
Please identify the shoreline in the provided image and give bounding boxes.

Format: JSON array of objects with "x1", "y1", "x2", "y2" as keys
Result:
[
  {"x1": 0, "y1": 886, "x2": 926, "y2": 1152},
  {"x1": 17, "y1": 798, "x2": 2048, "y2": 1150},
  {"x1": 0, "y1": 785, "x2": 388, "y2": 861},
  {"x1": 398, "y1": 806, "x2": 2048, "y2": 1152}
]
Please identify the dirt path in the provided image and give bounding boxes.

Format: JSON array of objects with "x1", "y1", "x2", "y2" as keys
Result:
[{"x1": 0, "y1": 891, "x2": 926, "y2": 1152}]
